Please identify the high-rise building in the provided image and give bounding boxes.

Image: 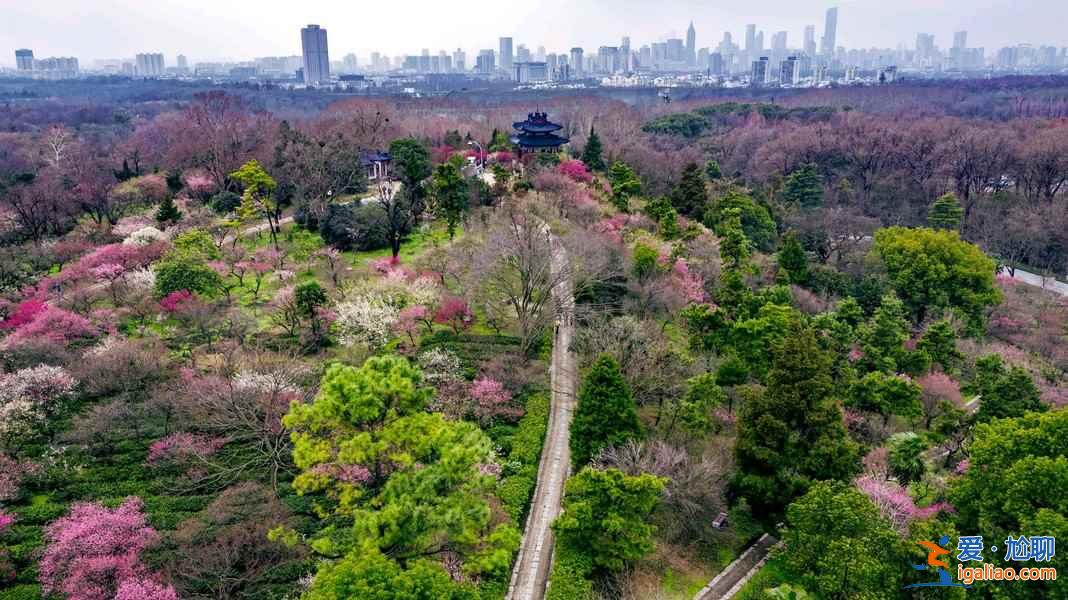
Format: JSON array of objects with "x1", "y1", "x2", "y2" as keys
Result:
[
  {"x1": 686, "y1": 21, "x2": 697, "y2": 66},
  {"x1": 176, "y1": 54, "x2": 188, "y2": 70},
  {"x1": 300, "y1": 24, "x2": 330, "y2": 85},
  {"x1": 135, "y1": 53, "x2": 165, "y2": 77},
  {"x1": 915, "y1": 33, "x2": 936, "y2": 65},
  {"x1": 709, "y1": 52, "x2": 725, "y2": 76},
  {"x1": 15, "y1": 49, "x2": 34, "y2": 71},
  {"x1": 953, "y1": 31, "x2": 968, "y2": 50},
  {"x1": 570, "y1": 47, "x2": 584, "y2": 76},
  {"x1": 745, "y1": 25, "x2": 757, "y2": 54},
  {"x1": 804, "y1": 25, "x2": 817, "y2": 57},
  {"x1": 453, "y1": 49, "x2": 466, "y2": 72},
  {"x1": 751, "y1": 56, "x2": 770, "y2": 86},
  {"x1": 517, "y1": 44, "x2": 531, "y2": 63},
  {"x1": 779, "y1": 55, "x2": 802, "y2": 85},
  {"x1": 342, "y1": 53, "x2": 358, "y2": 73},
  {"x1": 499, "y1": 37, "x2": 514, "y2": 73},
  {"x1": 476, "y1": 49, "x2": 495, "y2": 75},
  {"x1": 772, "y1": 31, "x2": 787, "y2": 53},
  {"x1": 821, "y1": 7, "x2": 838, "y2": 56}
]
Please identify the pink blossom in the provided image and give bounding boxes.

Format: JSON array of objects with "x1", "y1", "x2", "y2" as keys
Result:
[
  {"x1": 3, "y1": 305, "x2": 98, "y2": 348},
  {"x1": 114, "y1": 578, "x2": 179, "y2": 600},
  {"x1": 478, "y1": 462, "x2": 503, "y2": 478},
  {"x1": 847, "y1": 345, "x2": 865, "y2": 362},
  {"x1": 855, "y1": 476, "x2": 954, "y2": 535},
  {"x1": 0, "y1": 454, "x2": 40, "y2": 501},
  {"x1": 90, "y1": 263, "x2": 125, "y2": 282},
  {"x1": 159, "y1": 290, "x2": 194, "y2": 313},
  {"x1": 862, "y1": 447, "x2": 889, "y2": 479},
  {"x1": 310, "y1": 463, "x2": 372, "y2": 485},
  {"x1": 713, "y1": 407, "x2": 737, "y2": 425},
  {"x1": 954, "y1": 459, "x2": 970, "y2": 475},
  {"x1": 0, "y1": 509, "x2": 15, "y2": 532},
  {"x1": 0, "y1": 298, "x2": 47, "y2": 330},
  {"x1": 147, "y1": 432, "x2": 228, "y2": 466},
  {"x1": 470, "y1": 376, "x2": 521, "y2": 423},
  {"x1": 491, "y1": 151, "x2": 516, "y2": 164},
  {"x1": 40, "y1": 497, "x2": 160, "y2": 600},
  {"x1": 182, "y1": 170, "x2": 216, "y2": 198},
  {"x1": 557, "y1": 159, "x2": 593, "y2": 183},
  {"x1": 917, "y1": 372, "x2": 963, "y2": 407},
  {"x1": 434, "y1": 296, "x2": 474, "y2": 334},
  {"x1": 396, "y1": 305, "x2": 433, "y2": 342},
  {"x1": 595, "y1": 214, "x2": 632, "y2": 245},
  {"x1": 671, "y1": 258, "x2": 706, "y2": 303},
  {"x1": 371, "y1": 255, "x2": 401, "y2": 274}
]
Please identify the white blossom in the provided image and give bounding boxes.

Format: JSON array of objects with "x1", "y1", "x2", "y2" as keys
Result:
[
  {"x1": 417, "y1": 347, "x2": 463, "y2": 384},
  {"x1": 122, "y1": 226, "x2": 168, "y2": 246},
  {"x1": 334, "y1": 291, "x2": 399, "y2": 349}
]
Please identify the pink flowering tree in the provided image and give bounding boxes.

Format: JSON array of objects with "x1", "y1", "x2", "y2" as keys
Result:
[
  {"x1": 670, "y1": 258, "x2": 706, "y2": 304},
  {"x1": 146, "y1": 432, "x2": 228, "y2": 468},
  {"x1": 39, "y1": 497, "x2": 163, "y2": 600},
  {"x1": 557, "y1": 159, "x2": 593, "y2": 183},
  {"x1": 470, "y1": 376, "x2": 523, "y2": 424},
  {"x1": 0, "y1": 454, "x2": 40, "y2": 501},
  {"x1": 2, "y1": 305, "x2": 99, "y2": 350},
  {"x1": 395, "y1": 305, "x2": 433, "y2": 345},
  {"x1": 434, "y1": 296, "x2": 474, "y2": 334},
  {"x1": 182, "y1": 169, "x2": 216, "y2": 200},
  {"x1": 114, "y1": 578, "x2": 179, "y2": 600},
  {"x1": 854, "y1": 476, "x2": 953, "y2": 535},
  {"x1": 916, "y1": 371, "x2": 963, "y2": 428},
  {"x1": 0, "y1": 298, "x2": 47, "y2": 330}
]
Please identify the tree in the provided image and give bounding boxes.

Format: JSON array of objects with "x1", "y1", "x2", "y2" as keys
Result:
[
  {"x1": 705, "y1": 159, "x2": 722, "y2": 181},
  {"x1": 917, "y1": 319, "x2": 960, "y2": 371},
  {"x1": 846, "y1": 372, "x2": 923, "y2": 426},
  {"x1": 580, "y1": 126, "x2": 605, "y2": 171},
  {"x1": 552, "y1": 467, "x2": 665, "y2": 572},
  {"x1": 949, "y1": 410, "x2": 1067, "y2": 600},
  {"x1": 434, "y1": 296, "x2": 473, "y2": 335},
  {"x1": 154, "y1": 194, "x2": 182, "y2": 229},
  {"x1": 390, "y1": 137, "x2": 432, "y2": 213},
  {"x1": 871, "y1": 227, "x2": 1000, "y2": 330},
  {"x1": 319, "y1": 203, "x2": 391, "y2": 252},
  {"x1": 231, "y1": 159, "x2": 281, "y2": 249},
  {"x1": 571, "y1": 354, "x2": 642, "y2": 468},
  {"x1": 971, "y1": 355, "x2": 1045, "y2": 422},
  {"x1": 777, "y1": 230, "x2": 809, "y2": 285},
  {"x1": 661, "y1": 372, "x2": 726, "y2": 437},
  {"x1": 607, "y1": 162, "x2": 641, "y2": 212},
  {"x1": 733, "y1": 323, "x2": 860, "y2": 516},
  {"x1": 154, "y1": 254, "x2": 222, "y2": 297},
  {"x1": 282, "y1": 357, "x2": 519, "y2": 584},
  {"x1": 781, "y1": 163, "x2": 823, "y2": 207},
  {"x1": 669, "y1": 162, "x2": 708, "y2": 218},
  {"x1": 431, "y1": 162, "x2": 468, "y2": 239},
  {"x1": 0, "y1": 365, "x2": 77, "y2": 445},
  {"x1": 927, "y1": 192, "x2": 964, "y2": 231},
  {"x1": 782, "y1": 482, "x2": 904, "y2": 599},
  {"x1": 887, "y1": 432, "x2": 927, "y2": 486},
  {"x1": 856, "y1": 294, "x2": 911, "y2": 374},
  {"x1": 40, "y1": 497, "x2": 166, "y2": 600},
  {"x1": 704, "y1": 189, "x2": 777, "y2": 252},
  {"x1": 302, "y1": 549, "x2": 476, "y2": 600}
]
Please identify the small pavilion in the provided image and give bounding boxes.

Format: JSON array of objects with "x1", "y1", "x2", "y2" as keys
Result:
[{"x1": 511, "y1": 111, "x2": 569, "y2": 154}]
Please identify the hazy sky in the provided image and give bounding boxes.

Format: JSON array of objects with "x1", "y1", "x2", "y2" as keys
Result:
[{"x1": 2, "y1": 0, "x2": 1065, "y2": 66}]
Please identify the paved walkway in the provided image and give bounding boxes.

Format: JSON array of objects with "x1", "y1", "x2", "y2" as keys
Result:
[
  {"x1": 506, "y1": 224, "x2": 576, "y2": 600},
  {"x1": 1004, "y1": 267, "x2": 1068, "y2": 297},
  {"x1": 694, "y1": 534, "x2": 781, "y2": 600}
]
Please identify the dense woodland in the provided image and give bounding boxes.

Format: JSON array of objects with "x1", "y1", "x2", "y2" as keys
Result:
[{"x1": 0, "y1": 77, "x2": 1065, "y2": 600}]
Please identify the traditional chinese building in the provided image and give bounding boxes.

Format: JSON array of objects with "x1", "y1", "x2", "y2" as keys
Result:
[{"x1": 511, "y1": 111, "x2": 569, "y2": 154}]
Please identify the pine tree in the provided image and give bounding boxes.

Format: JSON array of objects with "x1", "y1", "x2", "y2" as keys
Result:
[
  {"x1": 581, "y1": 126, "x2": 605, "y2": 171},
  {"x1": 733, "y1": 322, "x2": 860, "y2": 516},
  {"x1": 607, "y1": 161, "x2": 641, "y2": 212},
  {"x1": 927, "y1": 192, "x2": 964, "y2": 230},
  {"x1": 781, "y1": 163, "x2": 823, "y2": 207},
  {"x1": 705, "y1": 159, "x2": 722, "y2": 181},
  {"x1": 154, "y1": 195, "x2": 182, "y2": 229},
  {"x1": 571, "y1": 354, "x2": 641, "y2": 468},
  {"x1": 669, "y1": 162, "x2": 708, "y2": 218},
  {"x1": 777, "y1": 230, "x2": 809, "y2": 285}
]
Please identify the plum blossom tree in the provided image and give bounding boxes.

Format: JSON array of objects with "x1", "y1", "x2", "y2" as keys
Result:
[
  {"x1": 434, "y1": 296, "x2": 474, "y2": 334},
  {"x1": 0, "y1": 365, "x2": 77, "y2": 444},
  {"x1": 470, "y1": 376, "x2": 522, "y2": 424},
  {"x1": 39, "y1": 497, "x2": 162, "y2": 600},
  {"x1": 114, "y1": 578, "x2": 179, "y2": 600}
]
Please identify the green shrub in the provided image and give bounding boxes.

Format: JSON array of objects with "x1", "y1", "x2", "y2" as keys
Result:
[
  {"x1": 154, "y1": 254, "x2": 222, "y2": 297},
  {"x1": 0, "y1": 584, "x2": 42, "y2": 600},
  {"x1": 545, "y1": 543, "x2": 594, "y2": 600},
  {"x1": 209, "y1": 190, "x2": 242, "y2": 214}
]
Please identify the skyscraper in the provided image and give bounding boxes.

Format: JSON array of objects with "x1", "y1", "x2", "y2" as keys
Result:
[
  {"x1": 453, "y1": 49, "x2": 466, "y2": 72},
  {"x1": 476, "y1": 50, "x2": 495, "y2": 74},
  {"x1": 953, "y1": 31, "x2": 968, "y2": 49},
  {"x1": 804, "y1": 25, "x2": 817, "y2": 57},
  {"x1": 499, "y1": 37, "x2": 514, "y2": 73},
  {"x1": 15, "y1": 49, "x2": 33, "y2": 71},
  {"x1": 135, "y1": 53, "x2": 165, "y2": 77},
  {"x1": 176, "y1": 54, "x2": 188, "y2": 70},
  {"x1": 686, "y1": 21, "x2": 697, "y2": 66},
  {"x1": 821, "y1": 7, "x2": 838, "y2": 56},
  {"x1": 301, "y1": 24, "x2": 330, "y2": 85},
  {"x1": 745, "y1": 24, "x2": 757, "y2": 54},
  {"x1": 570, "y1": 47, "x2": 584, "y2": 76}
]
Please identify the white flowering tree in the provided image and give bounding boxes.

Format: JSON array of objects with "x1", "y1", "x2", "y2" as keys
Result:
[{"x1": 0, "y1": 365, "x2": 77, "y2": 446}]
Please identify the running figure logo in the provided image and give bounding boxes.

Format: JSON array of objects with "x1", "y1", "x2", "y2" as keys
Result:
[{"x1": 904, "y1": 535, "x2": 971, "y2": 589}]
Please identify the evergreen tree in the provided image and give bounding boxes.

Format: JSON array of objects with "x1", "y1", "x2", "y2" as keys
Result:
[
  {"x1": 972, "y1": 355, "x2": 1046, "y2": 422},
  {"x1": 781, "y1": 163, "x2": 823, "y2": 207},
  {"x1": 154, "y1": 195, "x2": 182, "y2": 229},
  {"x1": 733, "y1": 322, "x2": 860, "y2": 516},
  {"x1": 607, "y1": 161, "x2": 641, "y2": 212},
  {"x1": 553, "y1": 467, "x2": 665, "y2": 572},
  {"x1": 571, "y1": 354, "x2": 642, "y2": 468},
  {"x1": 580, "y1": 126, "x2": 605, "y2": 171},
  {"x1": 927, "y1": 192, "x2": 964, "y2": 231},
  {"x1": 888, "y1": 432, "x2": 927, "y2": 486},
  {"x1": 777, "y1": 230, "x2": 809, "y2": 285},
  {"x1": 917, "y1": 319, "x2": 960, "y2": 371},
  {"x1": 669, "y1": 162, "x2": 708, "y2": 218},
  {"x1": 431, "y1": 162, "x2": 468, "y2": 239},
  {"x1": 705, "y1": 159, "x2": 722, "y2": 181}
]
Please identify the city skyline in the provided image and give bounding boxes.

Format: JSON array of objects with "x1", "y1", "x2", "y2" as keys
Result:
[{"x1": 2, "y1": 0, "x2": 1066, "y2": 67}]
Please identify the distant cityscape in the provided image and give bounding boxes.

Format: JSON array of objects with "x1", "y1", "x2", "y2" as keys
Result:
[{"x1": 7, "y1": 6, "x2": 1068, "y2": 91}]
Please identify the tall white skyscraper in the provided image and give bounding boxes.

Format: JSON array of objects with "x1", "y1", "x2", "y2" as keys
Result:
[
  {"x1": 804, "y1": 25, "x2": 817, "y2": 57},
  {"x1": 821, "y1": 7, "x2": 838, "y2": 56},
  {"x1": 301, "y1": 24, "x2": 330, "y2": 85},
  {"x1": 686, "y1": 22, "x2": 697, "y2": 66},
  {"x1": 499, "y1": 37, "x2": 514, "y2": 72},
  {"x1": 15, "y1": 49, "x2": 34, "y2": 71}
]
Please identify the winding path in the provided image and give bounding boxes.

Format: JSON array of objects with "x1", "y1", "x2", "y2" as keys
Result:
[
  {"x1": 694, "y1": 534, "x2": 781, "y2": 600},
  {"x1": 506, "y1": 224, "x2": 576, "y2": 600}
]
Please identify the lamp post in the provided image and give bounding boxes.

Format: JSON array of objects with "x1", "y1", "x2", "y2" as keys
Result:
[{"x1": 467, "y1": 139, "x2": 485, "y2": 174}]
